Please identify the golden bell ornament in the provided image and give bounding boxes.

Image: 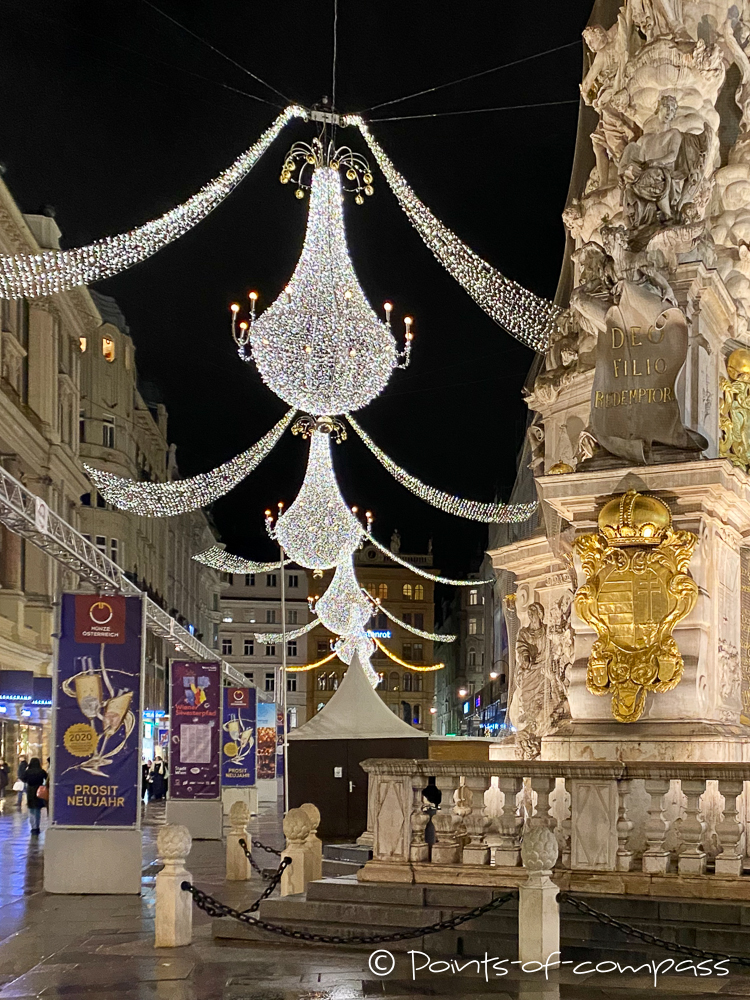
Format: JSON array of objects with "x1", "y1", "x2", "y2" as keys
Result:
[
  {"x1": 295, "y1": 188, "x2": 305, "y2": 200},
  {"x1": 363, "y1": 172, "x2": 373, "y2": 184},
  {"x1": 306, "y1": 154, "x2": 316, "y2": 165},
  {"x1": 355, "y1": 194, "x2": 364, "y2": 205},
  {"x1": 346, "y1": 168, "x2": 357, "y2": 181},
  {"x1": 331, "y1": 160, "x2": 340, "y2": 170},
  {"x1": 280, "y1": 174, "x2": 290, "y2": 184},
  {"x1": 364, "y1": 185, "x2": 374, "y2": 196},
  {"x1": 284, "y1": 160, "x2": 295, "y2": 172}
]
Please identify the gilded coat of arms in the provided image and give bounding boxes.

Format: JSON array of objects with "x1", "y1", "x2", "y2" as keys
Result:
[{"x1": 574, "y1": 490, "x2": 698, "y2": 723}]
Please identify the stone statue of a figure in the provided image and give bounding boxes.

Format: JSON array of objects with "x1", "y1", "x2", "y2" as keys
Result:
[
  {"x1": 509, "y1": 603, "x2": 548, "y2": 758},
  {"x1": 618, "y1": 95, "x2": 711, "y2": 232}
]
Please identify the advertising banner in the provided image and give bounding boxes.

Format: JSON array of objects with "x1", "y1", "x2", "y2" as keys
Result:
[
  {"x1": 53, "y1": 593, "x2": 144, "y2": 827},
  {"x1": 256, "y1": 701, "x2": 277, "y2": 779},
  {"x1": 169, "y1": 661, "x2": 221, "y2": 799},
  {"x1": 276, "y1": 706, "x2": 285, "y2": 779},
  {"x1": 221, "y1": 687, "x2": 256, "y2": 786}
]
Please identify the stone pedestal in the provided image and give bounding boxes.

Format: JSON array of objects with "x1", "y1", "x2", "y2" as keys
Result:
[
  {"x1": 166, "y1": 800, "x2": 222, "y2": 840},
  {"x1": 226, "y1": 801, "x2": 251, "y2": 881},
  {"x1": 44, "y1": 828, "x2": 142, "y2": 894},
  {"x1": 155, "y1": 825, "x2": 193, "y2": 947},
  {"x1": 222, "y1": 786, "x2": 258, "y2": 818},
  {"x1": 519, "y1": 825, "x2": 560, "y2": 965}
]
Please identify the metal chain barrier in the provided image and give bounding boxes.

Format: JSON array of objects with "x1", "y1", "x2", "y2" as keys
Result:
[
  {"x1": 238, "y1": 838, "x2": 274, "y2": 882},
  {"x1": 239, "y1": 858, "x2": 291, "y2": 914},
  {"x1": 182, "y1": 869, "x2": 518, "y2": 945},
  {"x1": 560, "y1": 892, "x2": 750, "y2": 967},
  {"x1": 252, "y1": 838, "x2": 281, "y2": 857}
]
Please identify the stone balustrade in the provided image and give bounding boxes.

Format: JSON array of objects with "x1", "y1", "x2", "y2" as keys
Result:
[{"x1": 360, "y1": 759, "x2": 750, "y2": 897}]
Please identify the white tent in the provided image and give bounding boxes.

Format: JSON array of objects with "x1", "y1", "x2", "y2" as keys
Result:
[{"x1": 289, "y1": 652, "x2": 424, "y2": 741}]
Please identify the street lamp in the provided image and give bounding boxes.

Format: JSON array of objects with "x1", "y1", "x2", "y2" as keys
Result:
[
  {"x1": 489, "y1": 671, "x2": 498, "y2": 680},
  {"x1": 458, "y1": 687, "x2": 468, "y2": 698}
]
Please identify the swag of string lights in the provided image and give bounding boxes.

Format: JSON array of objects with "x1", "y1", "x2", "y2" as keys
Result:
[
  {"x1": 194, "y1": 545, "x2": 291, "y2": 574},
  {"x1": 77, "y1": 121, "x2": 537, "y2": 687}
]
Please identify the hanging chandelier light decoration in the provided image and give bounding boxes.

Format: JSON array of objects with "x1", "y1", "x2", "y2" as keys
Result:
[
  {"x1": 86, "y1": 410, "x2": 294, "y2": 516},
  {"x1": 0, "y1": 106, "x2": 306, "y2": 299},
  {"x1": 269, "y1": 430, "x2": 363, "y2": 570},
  {"x1": 347, "y1": 413, "x2": 537, "y2": 524},
  {"x1": 343, "y1": 114, "x2": 560, "y2": 353},
  {"x1": 313, "y1": 555, "x2": 372, "y2": 636},
  {"x1": 192, "y1": 545, "x2": 291, "y2": 573},
  {"x1": 229, "y1": 139, "x2": 413, "y2": 416}
]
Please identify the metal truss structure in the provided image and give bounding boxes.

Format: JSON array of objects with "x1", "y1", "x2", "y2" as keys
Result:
[{"x1": 0, "y1": 463, "x2": 246, "y2": 686}]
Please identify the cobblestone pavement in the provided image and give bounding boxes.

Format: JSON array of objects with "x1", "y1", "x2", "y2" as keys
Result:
[{"x1": 2, "y1": 795, "x2": 750, "y2": 998}]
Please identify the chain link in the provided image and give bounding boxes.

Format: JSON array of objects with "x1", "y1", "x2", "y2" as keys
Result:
[
  {"x1": 252, "y1": 838, "x2": 281, "y2": 856},
  {"x1": 238, "y1": 838, "x2": 275, "y2": 882},
  {"x1": 240, "y1": 857, "x2": 291, "y2": 914},
  {"x1": 182, "y1": 874, "x2": 517, "y2": 945},
  {"x1": 560, "y1": 892, "x2": 750, "y2": 967}
]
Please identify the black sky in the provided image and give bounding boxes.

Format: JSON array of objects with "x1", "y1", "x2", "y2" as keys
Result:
[{"x1": 0, "y1": 0, "x2": 593, "y2": 578}]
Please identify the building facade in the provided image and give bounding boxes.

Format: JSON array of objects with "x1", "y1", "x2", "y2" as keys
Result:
[
  {"x1": 219, "y1": 568, "x2": 311, "y2": 728},
  {"x1": 309, "y1": 536, "x2": 437, "y2": 732}
]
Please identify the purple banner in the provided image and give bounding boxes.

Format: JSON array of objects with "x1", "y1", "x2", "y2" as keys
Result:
[
  {"x1": 221, "y1": 687, "x2": 256, "y2": 787},
  {"x1": 256, "y1": 702, "x2": 276, "y2": 779},
  {"x1": 276, "y1": 707, "x2": 285, "y2": 779},
  {"x1": 169, "y1": 661, "x2": 221, "y2": 799},
  {"x1": 53, "y1": 594, "x2": 143, "y2": 827}
]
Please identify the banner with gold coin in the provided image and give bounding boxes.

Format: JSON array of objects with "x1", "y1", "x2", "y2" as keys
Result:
[
  {"x1": 221, "y1": 687, "x2": 256, "y2": 787},
  {"x1": 52, "y1": 593, "x2": 144, "y2": 827}
]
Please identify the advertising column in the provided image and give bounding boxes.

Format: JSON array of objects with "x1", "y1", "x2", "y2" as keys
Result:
[
  {"x1": 221, "y1": 686, "x2": 257, "y2": 815},
  {"x1": 44, "y1": 593, "x2": 145, "y2": 895},
  {"x1": 165, "y1": 660, "x2": 223, "y2": 839}
]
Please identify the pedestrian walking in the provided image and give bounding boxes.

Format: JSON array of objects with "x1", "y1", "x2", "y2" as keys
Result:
[
  {"x1": 15, "y1": 757, "x2": 27, "y2": 807},
  {"x1": 149, "y1": 756, "x2": 167, "y2": 800},
  {"x1": 24, "y1": 758, "x2": 47, "y2": 834},
  {"x1": 142, "y1": 759, "x2": 151, "y2": 801},
  {"x1": 0, "y1": 757, "x2": 9, "y2": 799}
]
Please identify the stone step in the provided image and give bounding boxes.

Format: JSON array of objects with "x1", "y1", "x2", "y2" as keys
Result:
[
  {"x1": 321, "y1": 859, "x2": 363, "y2": 878},
  {"x1": 322, "y1": 842, "x2": 372, "y2": 864}
]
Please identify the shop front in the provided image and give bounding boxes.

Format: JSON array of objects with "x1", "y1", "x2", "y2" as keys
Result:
[{"x1": 0, "y1": 672, "x2": 52, "y2": 782}]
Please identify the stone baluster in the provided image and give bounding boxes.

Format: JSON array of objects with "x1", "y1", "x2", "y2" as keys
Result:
[
  {"x1": 432, "y1": 772, "x2": 460, "y2": 864},
  {"x1": 642, "y1": 779, "x2": 671, "y2": 874},
  {"x1": 519, "y1": 820, "x2": 559, "y2": 964},
  {"x1": 677, "y1": 779, "x2": 707, "y2": 875},
  {"x1": 529, "y1": 776, "x2": 556, "y2": 832},
  {"x1": 616, "y1": 779, "x2": 634, "y2": 872},
  {"x1": 409, "y1": 774, "x2": 430, "y2": 862},
  {"x1": 155, "y1": 824, "x2": 193, "y2": 947},
  {"x1": 555, "y1": 779, "x2": 572, "y2": 869},
  {"x1": 483, "y1": 776, "x2": 503, "y2": 863},
  {"x1": 280, "y1": 807, "x2": 311, "y2": 896},
  {"x1": 716, "y1": 780, "x2": 744, "y2": 877},
  {"x1": 226, "y1": 801, "x2": 251, "y2": 881},
  {"x1": 462, "y1": 774, "x2": 491, "y2": 865},
  {"x1": 452, "y1": 777, "x2": 472, "y2": 854},
  {"x1": 300, "y1": 803, "x2": 323, "y2": 882},
  {"x1": 495, "y1": 776, "x2": 523, "y2": 867}
]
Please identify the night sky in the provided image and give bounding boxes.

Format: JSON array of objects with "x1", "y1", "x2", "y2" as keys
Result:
[{"x1": 0, "y1": 1, "x2": 593, "y2": 579}]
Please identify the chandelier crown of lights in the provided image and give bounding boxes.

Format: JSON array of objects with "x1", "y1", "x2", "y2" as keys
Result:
[
  {"x1": 280, "y1": 137, "x2": 374, "y2": 205},
  {"x1": 229, "y1": 164, "x2": 412, "y2": 415}
]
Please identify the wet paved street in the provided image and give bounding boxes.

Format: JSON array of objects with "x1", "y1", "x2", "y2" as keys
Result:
[{"x1": 2, "y1": 795, "x2": 750, "y2": 998}]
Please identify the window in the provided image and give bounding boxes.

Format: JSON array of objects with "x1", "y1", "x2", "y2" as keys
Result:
[
  {"x1": 317, "y1": 640, "x2": 330, "y2": 658},
  {"x1": 222, "y1": 637, "x2": 233, "y2": 655},
  {"x1": 102, "y1": 415, "x2": 115, "y2": 449},
  {"x1": 317, "y1": 672, "x2": 326, "y2": 690},
  {"x1": 402, "y1": 583, "x2": 413, "y2": 600},
  {"x1": 266, "y1": 574, "x2": 277, "y2": 587},
  {"x1": 287, "y1": 675, "x2": 297, "y2": 692},
  {"x1": 414, "y1": 584, "x2": 424, "y2": 601},
  {"x1": 96, "y1": 491, "x2": 106, "y2": 508},
  {"x1": 413, "y1": 674, "x2": 423, "y2": 692},
  {"x1": 378, "y1": 583, "x2": 388, "y2": 600},
  {"x1": 287, "y1": 609, "x2": 298, "y2": 624},
  {"x1": 390, "y1": 671, "x2": 400, "y2": 691},
  {"x1": 413, "y1": 704, "x2": 421, "y2": 725},
  {"x1": 287, "y1": 640, "x2": 297, "y2": 657},
  {"x1": 243, "y1": 672, "x2": 254, "y2": 682},
  {"x1": 79, "y1": 336, "x2": 87, "y2": 353},
  {"x1": 266, "y1": 609, "x2": 277, "y2": 624},
  {"x1": 245, "y1": 574, "x2": 255, "y2": 586},
  {"x1": 328, "y1": 672, "x2": 339, "y2": 691},
  {"x1": 403, "y1": 672, "x2": 412, "y2": 691},
  {"x1": 110, "y1": 538, "x2": 119, "y2": 564},
  {"x1": 414, "y1": 612, "x2": 424, "y2": 630},
  {"x1": 468, "y1": 618, "x2": 477, "y2": 635},
  {"x1": 244, "y1": 638, "x2": 254, "y2": 657},
  {"x1": 288, "y1": 706, "x2": 298, "y2": 728},
  {"x1": 469, "y1": 589, "x2": 478, "y2": 606},
  {"x1": 403, "y1": 613, "x2": 412, "y2": 626},
  {"x1": 468, "y1": 649, "x2": 477, "y2": 667},
  {"x1": 265, "y1": 672, "x2": 275, "y2": 692},
  {"x1": 102, "y1": 337, "x2": 116, "y2": 362},
  {"x1": 95, "y1": 535, "x2": 106, "y2": 555},
  {"x1": 413, "y1": 643, "x2": 423, "y2": 661},
  {"x1": 79, "y1": 410, "x2": 85, "y2": 442},
  {"x1": 377, "y1": 672, "x2": 385, "y2": 689},
  {"x1": 402, "y1": 643, "x2": 412, "y2": 661},
  {"x1": 375, "y1": 613, "x2": 387, "y2": 630},
  {"x1": 288, "y1": 574, "x2": 299, "y2": 588},
  {"x1": 265, "y1": 644, "x2": 276, "y2": 657}
]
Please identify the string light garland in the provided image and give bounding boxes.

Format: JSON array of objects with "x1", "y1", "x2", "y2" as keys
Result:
[
  {"x1": 344, "y1": 115, "x2": 560, "y2": 353},
  {"x1": 253, "y1": 619, "x2": 320, "y2": 644},
  {"x1": 348, "y1": 414, "x2": 537, "y2": 524},
  {"x1": 371, "y1": 635, "x2": 445, "y2": 672},
  {"x1": 364, "y1": 590, "x2": 457, "y2": 642},
  {"x1": 87, "y1": 410, "x2": 294, "y2": 516},
  {"x1": 0, "y1": 107, "x2": 306, "y2": 299},
  {"x1": 286, "y1": 650, "x2": 337, "y2": 673},
  {"x1": 232, "y1": 164, "x2": 411, "y2": 415},
  {"x1": 272, "y1": 431, "x2": 363, "y2": 569},
  {"x1": 365, "y1": 530, "x2": 493, "y2": 587},
  {"x1": 192, "y1": 545, "x2": 291, "y2": 573}
]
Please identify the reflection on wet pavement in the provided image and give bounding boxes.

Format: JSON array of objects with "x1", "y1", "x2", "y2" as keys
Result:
[{"x1": 1, "y1": 797, "x2": 750, "y2": 998}]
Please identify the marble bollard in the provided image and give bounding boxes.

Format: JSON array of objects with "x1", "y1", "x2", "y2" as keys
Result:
[
  {"x1": 299, "y1": 802, "x2": 323, "y2": 882},
  {"x1": 155, "y1": 824, "x2": 193, "y2": 948},
  {"x1": 226, "y1": 801, "x2": 252, "y2": 881},
  {"x1": 280, "y1": 807, "x2": 312, "y2": 897},
  {"x1": 518, "y1": 825, "x2": 559, "y2": 965}
]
